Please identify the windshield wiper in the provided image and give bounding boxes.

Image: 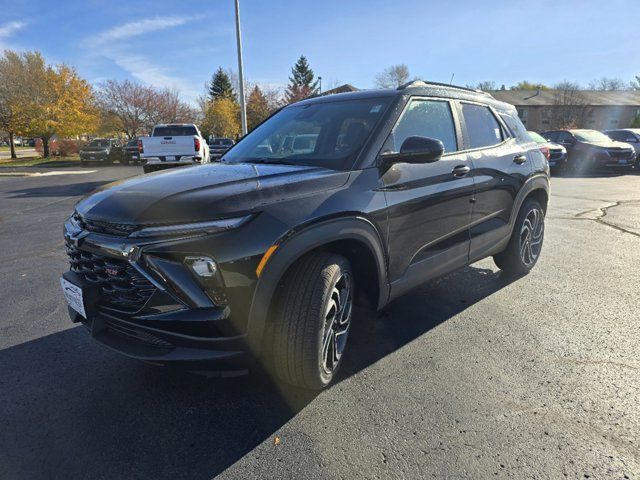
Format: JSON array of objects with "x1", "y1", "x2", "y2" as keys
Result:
[{"x1": 243, "y1": 157, "x2": 302, "y2": 166}]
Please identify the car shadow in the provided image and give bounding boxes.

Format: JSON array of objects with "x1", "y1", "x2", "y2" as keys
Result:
[
  {"x1": 7, "y1": 181, "x2": 113, "y2": 198},
  {"x1": 0, "y1": 265, "x2": 516, "y2": 479}
]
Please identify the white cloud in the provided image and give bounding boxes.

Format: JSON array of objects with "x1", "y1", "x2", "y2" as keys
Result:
[
  {"x1": 89, "y1": 16, "x2": 190, "y2": 45},
  {"x1": 0, "y1": 20, "x2": 26, "y2": 38},
  {"x1": 87, "y1": 15, "x2": 209, "y2": 104},
  {"x1": 0, "y1": 20, "x2": 26, "y2": 50}
]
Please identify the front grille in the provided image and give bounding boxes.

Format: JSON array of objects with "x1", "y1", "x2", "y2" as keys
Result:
[
  {"x1": 549, "y1": 149, "x2": 564, "y2": 160},
  {"x1": 73, "y1": 213, "x2": 137, "y2": 236},
  {"x1": 608, "y1": 149, "x2": 634, "y2": 159},
  {"x1": 66, "y1": 242, "x2": 155, "y2": 313},
  {"x1": 105, "y1": 320, "x2": 173, "y2": 349}
]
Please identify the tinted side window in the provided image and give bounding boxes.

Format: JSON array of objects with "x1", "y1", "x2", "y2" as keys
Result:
[
  {"x1": 461, "y1": 103, "x2": 503, "y2": 149},
  {"x1": 544, "y1": 131, "x2": 558, "y2": 142},
  {"x1": 383, "y1": 99, "x2": 458, "y2": 154},
  {"x1": 499, "y1": 113, "x2": 529, "y2": 142}
]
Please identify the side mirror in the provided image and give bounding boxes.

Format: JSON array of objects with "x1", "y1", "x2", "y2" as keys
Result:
[{"x1": 380, "y1": 136, "x2": 444, "y2": 166}]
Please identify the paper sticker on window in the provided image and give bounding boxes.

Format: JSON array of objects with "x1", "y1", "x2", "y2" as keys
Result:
[
  {"x1": 494, "y1": 128, "x2": 501, "y2": 139},
  {"x1": 370, "y1": 105, "x2": 382, "y2": 113}
]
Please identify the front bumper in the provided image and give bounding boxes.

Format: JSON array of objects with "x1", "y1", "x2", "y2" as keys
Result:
[
  {"x1": 69, "y1": 305, "x2": 249, "y2": 372},
  {"x1": 80, "y1": 153, "x2": 109, "y2": 162},
  {"x1": 61, "y1": 218, "x2": 270, "y2": 372},
  {"x1": 548, "y1": 152, "x2": 567, "y2": 169}
]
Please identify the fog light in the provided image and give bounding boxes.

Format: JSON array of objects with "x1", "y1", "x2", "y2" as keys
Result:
[{"x1": 185, "y1": 256, "x2": 217, "y2": 277}]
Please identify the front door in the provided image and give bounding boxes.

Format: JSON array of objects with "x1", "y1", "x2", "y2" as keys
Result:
[{"x1": 380, "y1": 98, "x2": 475, "y2": 299}]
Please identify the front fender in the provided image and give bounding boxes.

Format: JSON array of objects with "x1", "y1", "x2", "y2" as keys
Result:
[{"x1": 245, "y1": 216, "x2": 389, "y2": 356}]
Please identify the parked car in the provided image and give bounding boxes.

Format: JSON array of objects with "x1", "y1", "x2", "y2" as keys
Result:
[
  {"x1": 541, "y1": 129, "x2": 635, "y2": 172},
  {"x1": 140, "y1": 124, "x2": 210, "y2": 173},
  {"x1": 604, "y1": 129, "x2": 640, "y2": 169},
  {"x1": 79, "y1": 139, "x2": 123, "y2": 166},
  {"x1": 122, "y1": 138, "x2": 141, "y2": 165},
  {"x1": 61, "y1": 81, "x2": 549, "y2": 389},
  {"x1": 208, "y1": 137, "x2": 235, "y2": 161},
  {"x1": 528, "y1": 131, "x2": 567, "y2": 171}
]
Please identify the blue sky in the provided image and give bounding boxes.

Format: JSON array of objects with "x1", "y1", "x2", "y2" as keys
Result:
[{"x1": 1, "y1": 0, "x2": 639, "y2": 103}]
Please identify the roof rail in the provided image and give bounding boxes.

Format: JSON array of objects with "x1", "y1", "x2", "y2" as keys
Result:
[{"x1": 397, "y1": 80, "x2": 492, "y2": 96}]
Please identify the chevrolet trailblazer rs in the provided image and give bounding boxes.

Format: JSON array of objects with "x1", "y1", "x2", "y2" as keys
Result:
[{"x1": 61, "y1": 81, "x2": 550, "y2": 390}]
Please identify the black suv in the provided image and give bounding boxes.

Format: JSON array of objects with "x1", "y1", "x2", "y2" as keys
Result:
[
  {"x1": 79, "y1": 138, "x2": 123, "y2": 166},
  {"x1": 62, "y1": 81, "x2": 549, "y2": 389}
]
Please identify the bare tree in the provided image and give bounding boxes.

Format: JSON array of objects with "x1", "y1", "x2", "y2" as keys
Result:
[
  {"x1": 588, "y1": 77, "x2": 628, "y2": 91},
  {"x1": 146, "y1": 88, "x2": 197, "y2": 128},
  {"x1": 468, "y1": 81, "x2": 496, "y2": 91},
  {"x1": 97, "y1": 80, "x2": 195, "y2": 138},
  {"x1": 375, "y1": 64, "x2": 411, "y2": 88},
  {"x1": 550, "y1": 81, "x2": 591, "y2": 129}
]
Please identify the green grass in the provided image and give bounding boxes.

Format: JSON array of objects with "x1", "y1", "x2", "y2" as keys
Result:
[
  {"x1": 0, "y1": 155, "x2": 81, "y2": 168},
  {"x1": 0, "y1": 146, "x2": 31, "y2": 152}
]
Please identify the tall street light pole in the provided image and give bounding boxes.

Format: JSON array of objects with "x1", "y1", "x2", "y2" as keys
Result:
[{"x1": 234, "y1": 0, "x2": 247, "y2": 135}]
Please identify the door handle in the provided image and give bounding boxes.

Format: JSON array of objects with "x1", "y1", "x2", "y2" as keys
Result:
[
  {"x1": 452, "y1": 165, "x2": 471, "y2": 177},
  {"x1": 514, "y1": 155, "x2": 527, "y2": 165}
]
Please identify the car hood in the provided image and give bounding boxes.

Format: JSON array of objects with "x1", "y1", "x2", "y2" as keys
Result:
[
  {"x1": 75, "y1": 162, "x2": 350, "y2": 225},
  {"x1": 581, "y1": 139, "x2": 632, "y2": 149}
]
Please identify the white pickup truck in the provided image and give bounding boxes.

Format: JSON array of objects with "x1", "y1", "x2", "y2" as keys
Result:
[{"x1": 140, "y1": 124, "x2": 210, "y2": 173}]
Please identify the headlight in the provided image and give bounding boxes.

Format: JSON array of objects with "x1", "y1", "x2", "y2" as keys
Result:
[{"x1": 129, "y1": 215, "x2": 251, "y2": 238}]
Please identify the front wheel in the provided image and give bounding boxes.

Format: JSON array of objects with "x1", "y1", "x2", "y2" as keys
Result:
[
  {"x1": 494, "y1": 199, "x2": 545, "y2": 275},
  {"x1": 269, "y1": 252, "x2": 353, "y2": 390}
]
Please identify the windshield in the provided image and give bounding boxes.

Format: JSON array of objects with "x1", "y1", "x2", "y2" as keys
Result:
[
  {"x1": 87, "y1": 140, "x2": 110, "y2": 148},
  {"x1": 223, "y1": 97, "x2": 392, "y2": 170},
  {"x1": 528, "y1": 131, "x2": 548, "y2": 144},
  {"x1": 574, "y1": 130, "x2": 611, "y2": 142},
  {"x1": 153, "y1": 126, "x2": 197, "y2": 137}
]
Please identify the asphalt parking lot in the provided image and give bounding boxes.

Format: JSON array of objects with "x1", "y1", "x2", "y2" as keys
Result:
[{"x1": 0, "y1": 165, "x2": 638, "y2": 479}]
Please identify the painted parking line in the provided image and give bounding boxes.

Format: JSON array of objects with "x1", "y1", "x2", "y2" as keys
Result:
[{"x1": 0, "y1": 170, "x2": 97, "y2": 177}]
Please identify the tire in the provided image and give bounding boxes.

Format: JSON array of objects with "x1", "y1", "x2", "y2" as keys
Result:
[
  {"x1": 269, "y1": 252, "x2": 353, "y2": 390},
  {"x1": 121, "y1": 157, "x2": 130, "y2": 165},
  {"x1": 80, "y1": 160, "x2": 88, "y2": 167},
  {"x1": 143, "y1": 165, "x2": 155, "y2": 174},
  {"x1": 494, "y1": 199, "x2": 545, "y2": 275}
]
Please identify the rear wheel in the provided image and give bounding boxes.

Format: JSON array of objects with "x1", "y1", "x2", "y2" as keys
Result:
[
  {"x1": 143, "y1": 165, "x2": 155, "y2": 174},
  {"x1": 270, "y1": 252, "x2": 353, "y2": 390},
  {"x1": 494, "y1": 199, "x2": 545, "y2": 275}
]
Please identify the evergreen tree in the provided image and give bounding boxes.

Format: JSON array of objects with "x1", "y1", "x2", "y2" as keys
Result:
[
  {"x1": 209, "y1": 67, "x2": 235, "y2": 101},
  {"x1": 285, "y1": 55, "x2": 318, "y2": 103}
]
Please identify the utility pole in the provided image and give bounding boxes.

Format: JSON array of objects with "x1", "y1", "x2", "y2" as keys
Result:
[
  {"x1": 234, "y1": 0, "x2": 247, "y2": 135},
  {"x1": 318, "y1": 76, "x2": 322, "y2": 94}
]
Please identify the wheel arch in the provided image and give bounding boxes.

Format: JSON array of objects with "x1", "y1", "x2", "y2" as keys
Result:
[
  {"x1": 245, "y1": 216, "x2": 389, "y2": 357},
  {"x1": 509, "y1": 174, "x2": 550, "y2": 233}
]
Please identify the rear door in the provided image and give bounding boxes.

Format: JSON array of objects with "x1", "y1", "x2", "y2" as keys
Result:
[
  {"x1": 381, "y1": 97, "x2": 475, "y2": 296},
  {"x1": 457, "y1": 102, "x2": 532, "y2": 262}
]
